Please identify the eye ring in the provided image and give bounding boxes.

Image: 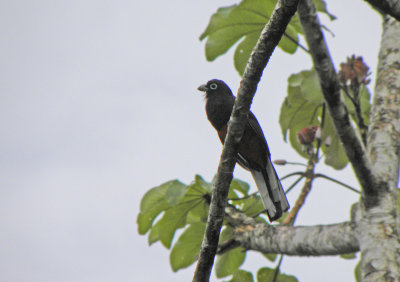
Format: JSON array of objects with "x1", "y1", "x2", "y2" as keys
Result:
[{"x1": 209, "y1": 83, "x2": 218, "y2": 90}]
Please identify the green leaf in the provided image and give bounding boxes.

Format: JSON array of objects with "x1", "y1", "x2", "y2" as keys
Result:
[
  {"x1": 234, "y1": 31, "x2": 260, "y2": 76},
  {"x1": 300, "y1": 70, "x2": 324, "y2": 104},
  {"x1": 321, "y1": 113, "x2": 349, "y2": 169},
  {"x1": 153, "y1": 178, "x2": 210, "y2": 248},
  {"x1": 219, "y1": 226, "x2": 234, "y2": 244},
  {"x1": 186, "y1": 199, "x2": 209, "y2": 224},
  {"x1": 257, "y1": 267, "x2": 298, "y2": 282},
  {"x1": 262, "y1": 253, "x2": 277, "y2": 262},
  {"x1": 314, "y1": 0, "x2": 337, "y2": 20},
  {"x1": 200, "y1": 0, "x2": 301, "y2": 75},
  {"x1": 215, "y1": 227, "x2": 246, "y2": 278},
  {"x1": 278, "y1": 24, "x2": 298, "y2": 54},
  {"x1": 170, "y1": 222, "x2": 206, "y2": 271},
  {"x1": 233, "y1": 194, "x2": 265, "y2": 216},
  {"x1": 226, "y1": 269, "x2": 254, "y2": 282},
  {"x1": 228, "y1": 189, "x2": 239, "y2": 200},
  {"x1": 195, "y1": 174, "x2": 213, "y2": 193},
  {"x1": 279, "y1": 84, "x2": 321, "y2": 159},
  {"x1": 359, "y1": 85, "x2": 371, "y2": 125},
  {"x1": 137, "y1": 180, "x2": 186, "y2": 235},
  {"x1": 155, "y1": 199, "x2": 199, "y2": 248},
  {"x1": 215, "y1": 247, "x2": 246, "y2": 278},
  {"x1": 340, "y1": 253, "x2": 357, "y2": 260},
  {"x1": 280, "y1": 69, "x2": 349, "y2": 169},
  {"x1": 230, "y1": 178, "x2": 250, "y2": 195},
  {"x1": 148, "y1": 219, "x2": 161, "y2": 245}
]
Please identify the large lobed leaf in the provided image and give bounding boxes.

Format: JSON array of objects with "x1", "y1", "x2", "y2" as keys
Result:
[
  {"x1": 279, "y1": 69, "x2": 348, "y2": 169},
  {"x1": 138, "y1": 175, "x2": 258, "y2": 273},
  {"x1": 200, "y1": 0, "x2": 299, "y2": 75},
  {"x1": 137, "y1": 180, "x2": 186, "y2": 235},
  {"x1": 257, "y1": 267, "x2": 298, "y2": 282},
  {"x1": 200, "y1": 0, "x2": 336, "y2": 76},
  {"x1": 227, "y1": 269, "x2": 254, "y2": 282},
  {"x1": 170, "y1": 222, "x2": 206, "y2": 271},
  {"x1": 215, "y1": 227, "x2": 246, "y2": 278}
]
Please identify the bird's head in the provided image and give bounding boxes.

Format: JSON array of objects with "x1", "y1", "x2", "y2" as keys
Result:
[{"x1": 197, "y1": 79, "x2": 233, "y2": 98}]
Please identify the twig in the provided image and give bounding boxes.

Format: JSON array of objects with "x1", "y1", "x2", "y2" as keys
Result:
[
  {"x1": 284, "y1": 161, "x2": 307, "y2": 167},
  {"x1": 272, "y1": 255, "x2": 284, "y2": 282},
  {"x1": 280, "y1": 171, "x2": 305, "y2": 181},
  {"x1": 285, "y1": 175, "x2": 305, "y2": 194},
  {"x1": 282, "y1": 158, "x2": 315, "y2": 225},
  {"x1": 341, "y1": 86, "x2": 368, "y2": 145},
  {"x1": 314, "y1": 173, "x2": 360, "y2": 194},
  {"x1": 283, "y1": 32, "x2": 310, "y2": 53}
]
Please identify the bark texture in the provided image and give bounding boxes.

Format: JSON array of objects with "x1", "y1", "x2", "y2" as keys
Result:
[
  {"x1": 360, "y1": 16, "x2": 400, "y2": 282},
  {"x1": 225, "y1": 207, "x2": 359, "y2": 256},
  {"x1": 364, "y1": 0, "x2": 400, "y2": 21}
]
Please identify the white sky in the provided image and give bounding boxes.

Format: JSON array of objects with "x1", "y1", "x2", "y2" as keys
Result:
[{"x1": 0, "y1": 1, "x2": 382, "y2": 281}]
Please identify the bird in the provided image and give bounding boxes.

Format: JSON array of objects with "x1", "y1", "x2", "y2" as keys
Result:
[{"x1": 198, "y1": 79, "x2": 289, "y2": 221}]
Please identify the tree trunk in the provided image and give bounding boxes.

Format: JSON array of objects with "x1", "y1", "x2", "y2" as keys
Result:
[{"x1": 360, "y1": 15, "x2": 400, "y2": 282}]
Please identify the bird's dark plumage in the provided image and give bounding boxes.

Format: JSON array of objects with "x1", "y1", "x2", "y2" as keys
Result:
[{"x1": 198, "y1": 79, "x2": 289, "y2": 221}]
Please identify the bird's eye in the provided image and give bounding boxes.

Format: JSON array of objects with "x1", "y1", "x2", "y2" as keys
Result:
[{"x1": 209, "y1": 83, "x2": 218, "y2": 90}]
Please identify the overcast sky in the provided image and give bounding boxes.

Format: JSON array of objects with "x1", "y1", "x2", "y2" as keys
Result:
[{"x1": 0, "y1": 1, "x2": 382, "y2": 281}]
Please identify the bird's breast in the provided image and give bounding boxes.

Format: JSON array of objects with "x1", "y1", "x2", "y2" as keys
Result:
[{"x1": 205, "y1": 99, "x2": 232, "y2": 131}]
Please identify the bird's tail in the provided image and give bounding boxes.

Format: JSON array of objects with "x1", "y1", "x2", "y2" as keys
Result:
[{"x1": 251, "y1": 159, "x2": 289, "y2": 222}]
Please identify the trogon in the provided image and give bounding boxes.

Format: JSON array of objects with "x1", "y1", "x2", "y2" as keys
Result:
[{"x1": 198, "y1": 79, "x2": 289, "y2": 221}]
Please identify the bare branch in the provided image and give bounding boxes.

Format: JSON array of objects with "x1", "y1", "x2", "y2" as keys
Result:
[
  {"x1": 192, "y1": 1, "x2": 300, "y2": 281},
  {"x1": 297, "y1": 0, "x2": 378, "y2": 204},
  {"x1": 225, "y1": 207, "x2": 359, "y2": 256},
  {"x1": 363, "y1": 0, "x2": 400, "y2": 21}
]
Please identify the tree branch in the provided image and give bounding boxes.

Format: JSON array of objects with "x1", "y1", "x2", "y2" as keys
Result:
[
  {"x1": 192, "y1": 1, "x2": 300, "y2": 281},
  {"x1": 283, "y1": 158, "x2": 315, "y2": 225},
  {"x1": 363, "y1": 0, "x2": 400, "y2": 21},
  {"x1": 225, "y1": 207, "x2": 359, "y2": 256},
  {"x1": 297, "y1": 0, "x2": 378, "y2": 205}
]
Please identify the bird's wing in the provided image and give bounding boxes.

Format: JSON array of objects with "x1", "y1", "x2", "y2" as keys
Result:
[
  {"x1": 247, "y1": 111, "x2": 271, "y2": 156},
  {"x1": 218, "y1": 124, "x2": 251, "y2": 170}
]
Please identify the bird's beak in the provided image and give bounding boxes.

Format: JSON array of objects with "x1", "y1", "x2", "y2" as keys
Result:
[{"x1": 197, "y1": 84, "x2": 208, "y2": 92}]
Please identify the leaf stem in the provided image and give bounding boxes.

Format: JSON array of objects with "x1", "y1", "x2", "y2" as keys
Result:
[{"x1": 314, "y1": 173, "x2": 360, "y2": 194}]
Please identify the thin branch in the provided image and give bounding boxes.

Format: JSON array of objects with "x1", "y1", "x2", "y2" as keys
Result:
[
  {"x1": 283, "y1": 32, "x2": 310, "y2": 53},
  {"x1": 216, "y1": 238, "x2": 240, "y2": 255},
  {"x1": 285, "y1": 175, "x2": 305, "y2": 194},
  {"x1": 297, "y1": 0, "x2": 377, "y2": 205},
  {"x1": 363, "y1": 0, "x2": 400, "y2": 21},
  {"x1": 272, "y1": 255, "x2": 284, "y2": 282},
  {"x1": 279, "y1": 171, "x2": 305, "y2": 181},
  {"x1": 192, "y1": 1, "x2": 300, "y2": 281},
  {"x1": 341, "y1": 86, "x2": 368, "y2": 145},
  {"x1": 283, "y1": 158, "x2": 315, "y2": 225},
  {"x1": 314, "y1": 173, "x2": 360, "y2": 194}
]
